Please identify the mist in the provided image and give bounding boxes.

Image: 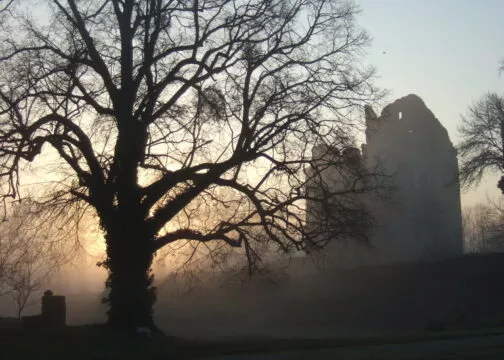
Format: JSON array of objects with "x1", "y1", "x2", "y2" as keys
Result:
[{"x1": 4, "y1": 243, "x2": 503, "y2": 342}]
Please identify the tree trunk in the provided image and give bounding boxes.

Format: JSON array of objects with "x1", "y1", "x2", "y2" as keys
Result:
[
  {"x1": 104, "y1": 220, "x2": 156, "y2": 330},
  {"x1": 101, "y1": 110, "x2": 153, "y2": 330}
]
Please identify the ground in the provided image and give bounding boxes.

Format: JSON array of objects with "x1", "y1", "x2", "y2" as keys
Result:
[
  {"x1": 3, "y1": 325, "x2": 504, "y2": 359},
  {"x1": 202, "y1": 333, "x2": 504, "y2": 359}
]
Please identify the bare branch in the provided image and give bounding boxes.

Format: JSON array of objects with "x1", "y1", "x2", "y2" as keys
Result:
[{"x1": 458, "y1": 93, "x2": 504, "y2": 191}]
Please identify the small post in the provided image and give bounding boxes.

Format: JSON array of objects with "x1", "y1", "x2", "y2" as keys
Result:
[{"x1": 41, "y1": 290, "x2": 66, "y2": 328}]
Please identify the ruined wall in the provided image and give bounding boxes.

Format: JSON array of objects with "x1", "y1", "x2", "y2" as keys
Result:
[
  {"x1": 305, "y1": 143, "x2": 373, "y2": 266},
  {"x1": 311, "y1": 94, "x2": 463, "y2": 267}
]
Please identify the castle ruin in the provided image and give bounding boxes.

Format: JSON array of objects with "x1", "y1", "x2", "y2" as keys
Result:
[{"x1": 308, "y1": 94, "x2": 463, "y2": 267}]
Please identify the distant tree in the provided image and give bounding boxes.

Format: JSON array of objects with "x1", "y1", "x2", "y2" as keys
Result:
[
  {"x1": 0, "y1": 202, "x2": 65, "y2": 318},
  {"x1": 0, "y1": 0, "x2": 382, "y2": 330},
  {"x1": 458, "y1": 93, "x2": 504, "y2": 192},
  {"x1": 462, "y1": 200, "x2": 504, "y2": 253},
  {"x1": 7, "y1": 252, "x2": 45, "y2": 320}
]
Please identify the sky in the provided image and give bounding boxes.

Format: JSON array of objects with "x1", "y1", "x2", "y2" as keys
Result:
[
  {"x1": 20, "y1": 0, "x2": 502, "y2": 207},
  {"x1": 2, "y1": 0, "x2": 501, "y2": 305},
  {"x1": 357, "y1": 0, "x2": 504, "y2": 207}
]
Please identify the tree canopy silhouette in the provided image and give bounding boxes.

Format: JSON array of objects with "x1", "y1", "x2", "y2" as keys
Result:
[
  {"x1": 0, "y1": 0, "x2": 380, "y2": 330},
  {"x1": 458, "y1": 93, "x2": 504, "y2": 193}
]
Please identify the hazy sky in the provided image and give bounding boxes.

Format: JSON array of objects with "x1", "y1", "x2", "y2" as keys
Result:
[
  {"x1": 26, "y1": 1, "x2": 502, "y2": 207},
  {"x1": 358, "y1": 0, "x2": 503, "y2": 206}
]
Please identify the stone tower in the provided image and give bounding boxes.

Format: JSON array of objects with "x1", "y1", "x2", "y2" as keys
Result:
[{"x1": 311, "y1": 94, "x2": 463, "y2": 266}]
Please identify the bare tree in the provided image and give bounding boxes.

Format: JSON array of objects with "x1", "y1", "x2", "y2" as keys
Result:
[
  {"x1": 462, "y1": 200, "x2": 504, "y2": 253},
  {"x1": 458, "y1": 93, "x2": 504, "y2": 192},
  {"x1": 0, "y1": 0, "x2": 382, "y2": 330},
  {"x1": 462, "y1": 204, "x2": 492, "y2": 253},
  {"x1": 8, "y1": 255, "x2": 45, "y2": 320},
  {"x1": 0, "y1": 202, "x2": 66, "y2": 318}
]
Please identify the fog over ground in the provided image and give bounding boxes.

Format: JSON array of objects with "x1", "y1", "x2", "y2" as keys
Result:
[{"x1": 3, "y1": 241, "x2": 504, "y2": 341}]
